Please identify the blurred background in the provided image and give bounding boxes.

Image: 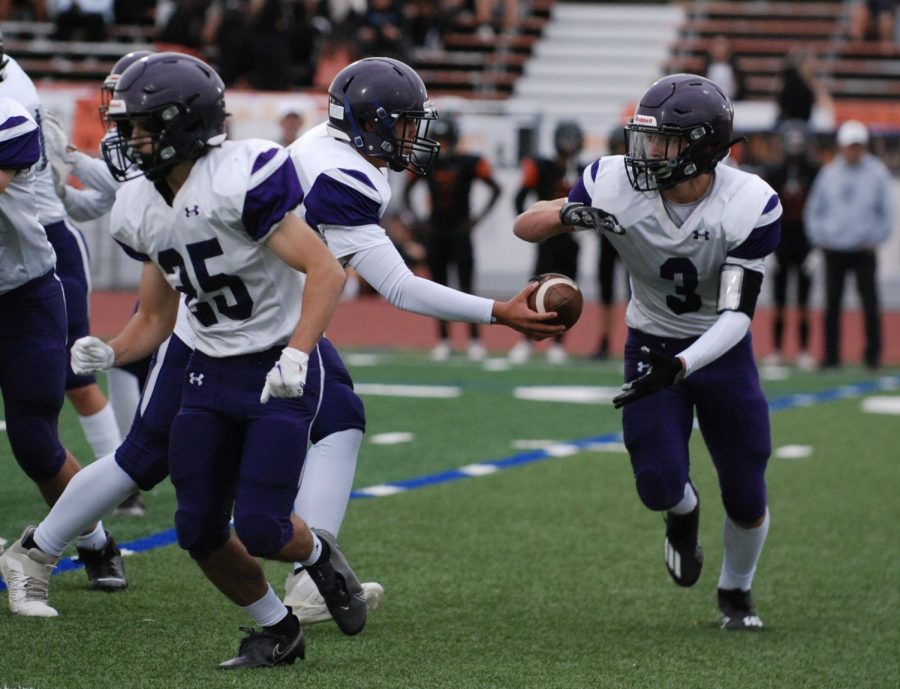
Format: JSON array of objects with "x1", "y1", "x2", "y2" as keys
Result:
[{"x1": 6, "y1": 0, "x2": 899, "y2": 318}]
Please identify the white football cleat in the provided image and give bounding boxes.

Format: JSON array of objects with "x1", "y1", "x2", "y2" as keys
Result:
[
  {"x1": 795, "y1": 351, "x2": 816, "y2": 372},
  {"x1": 284, "y1": 568, "x2": 383, "y2": 626},
  {"x1": 430, "y1": 340, "x2": 451, "y2": 362},
  {"x1": 546, "y1": 344, "x2": 568, "y2": 365},
  {"x1": 467, "y1": 341, "x2": 487, "y2": 362},
  {"x1": 507, "y1": 340, "x2": 531, "y2": 364},
  {"x1": 0, "y1": 526, "x2": 60, "y2": 617}
]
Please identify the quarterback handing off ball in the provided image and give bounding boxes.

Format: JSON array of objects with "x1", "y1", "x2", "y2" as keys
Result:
[{"x1": 527, "y1": 273, "x2": 583, "y2": 330}]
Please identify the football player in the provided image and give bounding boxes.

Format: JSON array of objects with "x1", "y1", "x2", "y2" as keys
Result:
[
  {"x1": 514, "y1": 74, "x2": 782, "y2": 631},
  {"x1": 0, "y1": 31, "x2": 123, "y2": 464},
  {"x1": 401, "y1": 115, "x2": 502, "y2": 361},
  {"x1": 283, "y1": 57, "x2": 563, "y2": 612},
  {"x1": 508, "y1": 119, "x2": 587, "y2": 365},
  {"x1": 45, "y1": 51, "x2": 355, "y2": 668},
  {"x1": 0, "y1": 96, "x2": 123, "y2": 613}
]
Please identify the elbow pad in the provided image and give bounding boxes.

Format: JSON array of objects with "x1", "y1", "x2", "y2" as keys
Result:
[{"x1": 716, "y1": 264, "x2": 763, "y2": 318}]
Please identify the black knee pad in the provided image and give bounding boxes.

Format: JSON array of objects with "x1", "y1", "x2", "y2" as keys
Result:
[
  {"x1": 175, "y1": 510, "x2": 230, "y2": 560},
  {"x1": 234, "y1": 512, "x2": 292, "y2": 558}
]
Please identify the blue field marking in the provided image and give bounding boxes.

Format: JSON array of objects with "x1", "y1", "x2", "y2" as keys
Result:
[{"x1": 2, "y1": 375, "x2": 897, "y2": 591}]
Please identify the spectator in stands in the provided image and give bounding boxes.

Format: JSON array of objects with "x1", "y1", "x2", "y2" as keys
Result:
[
  {"x1": 804, "y1": 120, "x2": 894, "y2": 370},
  {"x1": 278, "y1": 103, "x2": 305, "y2": 146},
  {"x1": 0, "y1": 0, "x2": 48, "y2": 21},
  {"x1": 474, "y1": 0, "x2": 518, "y2": 37},
  {"x1": 358, "y1": 0, "x2": 407, "y2": 61},
  {"x1": 849, "y1": 0, "x2": 896, "y2": 43},
  {"x1": 113, "y1": 0, "x2": 155, "y2": 25},
  {"x1": 157, "y1": 0, "x2": 211, "y2": 52},
  {"x1": 402, "y1": 116, "x2": 502, "y2": 361},
  {"x1": 760, "y1": 122, "x2": 819, "y2": 371},
  {"x1": 404, "y1": 0, "x2": 461, "y2": 49},
  {"x1": 703, "y1": 35, "x2": 744, "y2": 101},
  {"x1": 51, "y1": 0, "x2": 113, "y2": 42},
  {"x1": 509, "y1": 120, "x2": 586, "y2": 365},
  {"x1": 776, "y1": 50, "x2": 831, "y2": 125}
]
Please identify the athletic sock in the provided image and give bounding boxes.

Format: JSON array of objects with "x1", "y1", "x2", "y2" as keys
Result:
[
  {"x1": 243, "y1": 585, "x2": 290, "y2": 628},
  {"x1": 718, "y1": 509, "x2": 770, "y2": 591},
  {"x1": 669, "y1": 482, "x2": 698, "y2": 515},
  {"x1": 74, "y1": 522, "x2": 108, "y2": 552},
  {"x1": 299, "y1": 532, "x2": 324, "y2": 568},
  {"x1": 78, "y1": 403, "x2": 121, "y2": 459}
]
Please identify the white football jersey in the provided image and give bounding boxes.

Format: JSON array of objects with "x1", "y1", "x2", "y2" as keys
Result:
[
  {"x1": 111, "y1": 139, "x2": 305, "y2": 357},
  {"x1": 0, "y1": 97, "x2": 55, "y2": 294},
  {"x1": 573, "y1": 156, "x2": 782, "y2": 338},
  {"x1": 0, "y1": 56, "x2": 67, "y2": 224},
  {"x1": 287, "y1": 122, "x2": 392, "y2": 262}
]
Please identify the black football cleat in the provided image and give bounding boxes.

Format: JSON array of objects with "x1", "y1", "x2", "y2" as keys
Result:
[
  {"x1": 718, "y1": 588, "x2": 764, "y2": 631},
  {"x1": 76, "y1": 531, "x2": 127, "y2": 592},
  {"x1": 664, "y1": 494, "x2": 703, "y2": 587},
  {"x1": 219, "y1": 617, "x2": 305, "y2": 669},
  {"x1": 304, "y1": 528, "x2": 367, "y2": 636},
  {"x1": 113, "y1": 493, "x2": 146, "y2": 518}
]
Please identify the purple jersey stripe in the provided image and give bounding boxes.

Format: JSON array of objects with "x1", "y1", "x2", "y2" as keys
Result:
[
  {"x1": 0, "y1": 126, "x2": 40, "y2": 169},
  {"x1": 241, "y1": 156, "x2": 304, "y2": 241},
  {"x1": 338, "y1": 167, "x2": 377, "y2": 190},
  {"x1": 762, "y1": 193, "x2": 779, "y2": 214},
  {"x1": 114, "y1": 238, "x2": 151, "y2": 262},
  {"x1": 0, "y1": 114, "x2": 32, "y2": 132},
  {"x1": 304, "y1": 173, "x2": 381, "y2": 230},
  {"x1": 251, "y1": 147, "x2": 279, "y2": 174},
  {"x1": 567, "y1": 175, "x2": 592, "y2": 205},
  {"x1": 728, "y1": 218, "x2": 782, "y2": 260},
  {"x1": 589, "y1": 159, "x2": 600, "y2": 183}
]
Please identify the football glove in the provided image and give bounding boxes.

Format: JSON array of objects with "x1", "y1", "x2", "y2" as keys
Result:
[
  {"x1": 612, "y1": 346, "x2": 685, "y2": 409},
  {"x1": 260, "y1": 347, "x2": 309, "y2": 403},
  {"x1": 71, "y1": 336, "x2": 115, "y2": 375},
  {"x1": 559, "y1": 202, "x2": 626, "y2": 235}
]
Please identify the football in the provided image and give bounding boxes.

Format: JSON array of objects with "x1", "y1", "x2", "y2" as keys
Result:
[{"x1": 527, "y1": 273, "x2": 583, "y2": 330}]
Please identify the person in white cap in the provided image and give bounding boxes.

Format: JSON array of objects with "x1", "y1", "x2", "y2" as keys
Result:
[{"x1": 804, "y1": 120, "x2": 894, "y2": 369}]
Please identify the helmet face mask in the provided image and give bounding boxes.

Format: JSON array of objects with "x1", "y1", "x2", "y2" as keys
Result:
[
  {"x1": 101, "y1": 52, "x2": 227, "y2": 182},
  {"x1": 328, "y1": 57, "x2": 440, "y2": 175},
  {"x1": 624, "y1": 74, "x2": 734, "y2": 192}
]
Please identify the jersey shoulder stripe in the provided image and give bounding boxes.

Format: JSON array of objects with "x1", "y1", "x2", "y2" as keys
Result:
[
  {"x1": 304, "y1": 172, "x2": 381, "y2": 230},
  {"x1": 243, "y1": 147, "x2": 304, "y2": 242}
]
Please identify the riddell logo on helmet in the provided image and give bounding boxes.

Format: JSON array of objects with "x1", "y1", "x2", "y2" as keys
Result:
[{"x1": 633, "y1": 114, "x2": 657, "y2": 126}]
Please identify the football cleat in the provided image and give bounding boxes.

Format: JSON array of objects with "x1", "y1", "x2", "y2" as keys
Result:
[
  {"x1": 430, "y1": 340, "x2": 451, "y2": 362},
  {"x1": 113, "y1": 493, "x2": 146, "y2": 518},
  {"x1": 304, "y1": 529, "x2": 367, "y2": 635},
  {"x1": 284, "y1": 568, "x2": 384, "y2": 626},
  {"x1": 507, "y1": 340, "x2": 532, "y2": 364},
  {"x1": 467, "y1": 341, "x2": 487, "y2": 362},
  {"x1": 0, "y1": 525, "x2": 60, "y2": 617},
  {"x1": 718, "y1": 588, "x2": 764, "y2": 631},
  {"x1": 664, "y1": 495, "x2": 703, "y2": 587},
  {"x1": 76, "y1": 531, "x2": 128, "y2": 591},
  {"x1": 219, "y1": 615, "x2": 305, "y2": 669}
]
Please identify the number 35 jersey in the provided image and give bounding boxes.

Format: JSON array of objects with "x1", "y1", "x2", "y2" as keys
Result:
[
  {"x1": 569, "y1": 156, "x2": 782, "y2": 338},
  {"x1": 110, "y1": 139, "x2": 305, "y2": 357}
]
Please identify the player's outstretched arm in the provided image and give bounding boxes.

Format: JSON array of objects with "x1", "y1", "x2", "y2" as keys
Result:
[{"x1": 513, "y1": 197, "x2": 570, "y2": 243}]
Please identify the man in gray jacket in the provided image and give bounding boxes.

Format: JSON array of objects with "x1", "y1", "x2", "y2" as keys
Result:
[{"x1": 804, "y1": 120, "x2": 894, "y2": 369}]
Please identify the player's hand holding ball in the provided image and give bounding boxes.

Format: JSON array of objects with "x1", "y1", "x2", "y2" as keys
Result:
[
  {"x1": 492, "y1": 281, "x2": 568, "y2": 341},
  {"x1": 260, "y1": 347, "x2": 309, "y2": 403},
  {"x1": 526, "y1": 273, "x2": 583, "y2": 330},
  {"x1": 71, "y1": 336, "x2": 115, "y2": 375}
]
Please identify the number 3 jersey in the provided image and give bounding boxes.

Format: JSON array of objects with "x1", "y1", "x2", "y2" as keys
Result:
[
  {"x1": 110, "y1": 139, "x2": 305, "y2": 357},
  {"x1": 569, "y1": 156, "x2": 782, "y2": 338}
]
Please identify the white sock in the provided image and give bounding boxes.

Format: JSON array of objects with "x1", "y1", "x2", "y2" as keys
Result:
[
  {"x1": 34, "y1": 453, "x2": 138, "y2": 557},
  {"x1": 78, "y1": 403, "x2": 122, "y2": 459},
  {"x1": 292, "y1": 428, "x2": 361, "y2": 570},
  {"x1": 299, "y1": 532, "x2": 323, "y2": 568},
  {"x1": 718, "y1": 509, "x2": 770, "y2": 592},
  {"x1": 242, "y1": 585, "x2": 289, "y2": 627},
  {"x1": 669, "y1": 482, "x2": 698, "y2": 515},
  {"x1": 107, "y1": 367, "x2": 141, "y2": 438},
  {"x1": 73, "y1": 522, "x2": 107, "y2": 552}
]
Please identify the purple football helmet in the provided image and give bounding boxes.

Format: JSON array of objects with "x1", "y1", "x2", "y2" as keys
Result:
[
  {"x1": 624, "y1": 73, "x2": 735, "y2": 191},
  {"x1": 327, "y1": 57, "x2": 440, "y2": 175},
  {"x1": 100, "y1": 50, "x2": 154, "y2": 129},
  {"x1": 101, "y1": 52, "x2": 228, "y2": 182}
]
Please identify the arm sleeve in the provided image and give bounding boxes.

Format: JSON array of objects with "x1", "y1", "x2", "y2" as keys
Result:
[
  {"x1": 348, "y1": 242, "x2": 495, "y2": 324},
  {"x1": 675, "y1": 310, "x2": 751, "y2": 376},
  {"x1": 63, "y1": 184, "x2": 117, "y2": 221},
  {"x1": 71, "y1": 151, "x2": 120, "y2": 195}
]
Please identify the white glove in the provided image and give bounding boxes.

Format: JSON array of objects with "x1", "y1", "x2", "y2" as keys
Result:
[
  {"x1": 260, "y1": 347, "x2": 309, "y2": 403},
  {"x1": 71, "y1": 336, "x2": 115, "y2": 375},
  {"x1": 42, "y1": 111, "x2": 76, "y2": 165}
]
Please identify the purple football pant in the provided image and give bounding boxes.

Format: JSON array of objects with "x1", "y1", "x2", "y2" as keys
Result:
[{"x1": 622, "y1": 328, "x2": 771, "y2": 523}]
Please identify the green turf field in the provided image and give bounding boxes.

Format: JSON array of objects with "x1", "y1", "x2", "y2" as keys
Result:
[{"x1": 1, "y1": 352, "x2": 898, "y2": 689}]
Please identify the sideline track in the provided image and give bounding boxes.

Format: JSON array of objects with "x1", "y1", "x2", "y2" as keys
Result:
[{"x1": 2, "y1": 375, "x2": 898, "y2": 589}]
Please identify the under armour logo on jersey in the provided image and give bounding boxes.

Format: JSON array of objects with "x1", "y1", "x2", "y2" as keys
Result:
[
  {"x1": 184, "y1": 205, "x2": 200, "y2": 217},
  {"x1": 188, "y1": 372, "x2": 204, "y2": 386},
  {"x1": 637, "y1": 362, "x2": 649, "y2": 374},
  {"x1": 692, "y1": 230, "x2": 711, "y2": 241}
]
